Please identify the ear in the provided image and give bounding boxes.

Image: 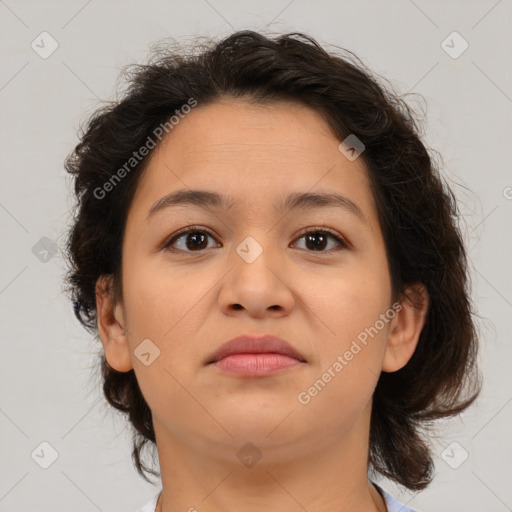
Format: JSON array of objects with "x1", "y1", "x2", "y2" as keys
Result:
[
  {"x1": 95, "y1": 274, "x2": 133, "y2": 372},
  {"x1": 382, "y1": 283, "x2": 429, "y2": 373}
]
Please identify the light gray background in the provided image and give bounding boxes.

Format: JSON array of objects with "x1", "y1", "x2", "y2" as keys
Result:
[{"x1": 1, "y1": 1, "x2": 511, "y2": 511}]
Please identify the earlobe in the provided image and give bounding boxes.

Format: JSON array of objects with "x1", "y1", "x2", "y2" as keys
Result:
[
  {"x1": 95, "y1": 275, "x2": 133, "y2": 372},
  {"x1": 382, "y1": 283, "x2": 429, "y2": 373}
]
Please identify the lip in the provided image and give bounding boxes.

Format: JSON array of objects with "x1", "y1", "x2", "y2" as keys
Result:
[
  {"x1": 207, "y1": 334, "x2": 306, "y2": 364},
  {"x1": 212, "y1": 353, "x2": 303, "y2": 376},
  {"x1": 206, "y1": 334, "x2": 306, "y2": 376}
]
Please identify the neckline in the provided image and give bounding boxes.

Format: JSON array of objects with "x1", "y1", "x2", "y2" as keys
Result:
[{"x1": 148, "y1": 481, "x2": 399, "y2": 512}]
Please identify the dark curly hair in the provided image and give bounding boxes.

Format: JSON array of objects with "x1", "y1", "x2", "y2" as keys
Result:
[{"x1": 63, "y1": 29, "x2": 481, "y2": 491}]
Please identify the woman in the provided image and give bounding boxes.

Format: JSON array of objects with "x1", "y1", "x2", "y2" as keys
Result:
[{"x1": 63, "y1": 30, "x2": 481, "y2": 512}]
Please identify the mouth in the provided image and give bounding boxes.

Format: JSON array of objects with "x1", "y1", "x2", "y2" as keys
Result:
[
  {"x1": 206, "y1": 333, "x2": 307, "y2": 377},
  {"x1": 211, "y1": 353, "x2": 304, "y2": 376}
]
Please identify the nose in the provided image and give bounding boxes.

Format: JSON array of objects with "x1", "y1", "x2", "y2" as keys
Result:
[{"x1": 217, "y1": 237, "x2": 296, "y2": 318}]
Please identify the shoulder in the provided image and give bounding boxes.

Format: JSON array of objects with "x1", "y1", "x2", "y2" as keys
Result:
[{"x1": 371, "y1": 481, "x2": 420, "y2": 512}]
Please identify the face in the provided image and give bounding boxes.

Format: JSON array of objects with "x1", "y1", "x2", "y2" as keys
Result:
[{"x1": 98, "y1": 97, "x2": 422, "y2": 465}]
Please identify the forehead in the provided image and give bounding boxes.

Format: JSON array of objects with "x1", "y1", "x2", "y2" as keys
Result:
[
  {"x1": 129, "y1": 98, "x2": 377, "y2": 231},
  {"x1": 157, "y1": 97, "x2": 346, "y2": 162}
]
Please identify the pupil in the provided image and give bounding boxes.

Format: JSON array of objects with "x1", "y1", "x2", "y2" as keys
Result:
[
  {"x1": 187, "y1": 232, "x2": 207, "y2": 250},
  {"x1": 306, "y1": 233, "x2": 327, "y2": 251}
]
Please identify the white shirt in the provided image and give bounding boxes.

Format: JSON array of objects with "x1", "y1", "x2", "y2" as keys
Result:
[
  {"x1": 137, "y1": 491, "x2": 159, "y2": 512},
  {"x1": 136, "y1": 481, "x2": 419, "y2": 512}
]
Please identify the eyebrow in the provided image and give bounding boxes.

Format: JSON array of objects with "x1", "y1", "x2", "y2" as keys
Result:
[{"x1": 147, "y1": 189, "x2": 366, "y2": 223}]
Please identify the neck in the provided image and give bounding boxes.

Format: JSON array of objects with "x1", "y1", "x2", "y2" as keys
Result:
[
  {"x1": 152, "y1": 404, "x2": 387, "y2": 512},
  {"x1": 155, "y1": 482, "x2": 386, "y2": 512}
]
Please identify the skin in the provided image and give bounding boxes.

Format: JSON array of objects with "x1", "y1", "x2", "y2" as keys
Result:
[{"x1": 96, "y1": 97, "x2": 429, "y2": 512}]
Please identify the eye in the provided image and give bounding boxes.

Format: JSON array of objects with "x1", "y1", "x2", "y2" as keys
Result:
[
  {"x1": 162, "y1": 226, "x2": 348, "y2": 254},
  {"x1": 292, "y1": 228, "x2": 347, "y2": 252},
  {"x1": 162, "y1": 226, "x2": 220, "y2": 253}
]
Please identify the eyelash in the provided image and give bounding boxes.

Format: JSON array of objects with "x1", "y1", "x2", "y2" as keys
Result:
[{"x1": 162, "y1": 225, "x2": 348, "y2": 254}]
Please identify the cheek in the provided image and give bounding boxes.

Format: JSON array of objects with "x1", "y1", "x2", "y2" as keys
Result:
[
  {"x1": 296, "y1": 271, "x2": 390, "y2": 427},
  {"x1": 120, "y1": 262, "x2": 209, "y2": 424},
  {"x1": 121, "y1": 257, "x2": 217, "y2": 381},
  {"x1": 298, "y1": 262, "x2": 391, "y2": 413},
  {"x1": 121, "y1": 253, "x2": 204, "y2": 334},
  {"x1": 302, "y1": 261, "x2": 391, "y2": 346}
]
